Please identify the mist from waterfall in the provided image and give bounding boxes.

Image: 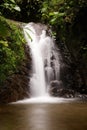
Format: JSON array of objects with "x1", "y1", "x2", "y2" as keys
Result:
[{"x1": 23, "y1": 23, "x2": 60, "y2": 98}]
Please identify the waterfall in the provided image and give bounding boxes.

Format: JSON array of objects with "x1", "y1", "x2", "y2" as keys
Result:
[{"x1": 23, "y1": 23, "x2": 60, "y2": 98}]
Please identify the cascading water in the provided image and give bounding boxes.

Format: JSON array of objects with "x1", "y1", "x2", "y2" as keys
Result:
[{"x1": 23, "y1": 23, "x2": 60, "y2": 98}]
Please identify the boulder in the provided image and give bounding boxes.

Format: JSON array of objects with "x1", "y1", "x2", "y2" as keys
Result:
[{"x1": 49, "y1": 80, "x2": 63, "y2": 97}]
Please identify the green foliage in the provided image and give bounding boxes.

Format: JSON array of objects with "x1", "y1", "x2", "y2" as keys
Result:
[
  {"x1": 0, "y1": 20, "x2": 9, "y2": 37},
  {"x1": 0, "y1": 0, "x2": 21, "y2": 21},
  {"x1": 0, "y1": 16, "x2": 25, "y2": 84},
  {"x1": 41, "y1": 0, "x2": 66, "y2": 37},
  {"x1": 41, "y1": 0, "x2": 87, "y2": 31},
  {"x1": 14, "y1": 0, "x2": 43, "y2": 22},
  {"x1": 0, "y1": 0, "x2": 21, "y2": 12}
]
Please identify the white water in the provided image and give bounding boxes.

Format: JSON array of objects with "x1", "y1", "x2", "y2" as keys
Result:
[{"x1": 23, "y1": 23, "x2": 60, "y2": 99}]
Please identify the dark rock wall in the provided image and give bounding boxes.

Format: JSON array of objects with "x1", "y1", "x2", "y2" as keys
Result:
[
  {"x1": 49, "y1": 6, "x2": 87, "y2": 98},
  {"x1": 49, "y1": 41, "x2": 87, "y2": 98},
  {"x1": 0, "y1": 44, "x2": 31, "y2": 103}
]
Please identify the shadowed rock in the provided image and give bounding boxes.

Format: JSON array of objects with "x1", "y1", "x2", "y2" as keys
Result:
[{"x1": 0, "y1": 45, "x2": 31, "y2": 104}]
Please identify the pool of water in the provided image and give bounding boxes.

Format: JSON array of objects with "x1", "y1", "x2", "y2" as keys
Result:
[{"x1": 0, "y1": 101, "x2": 87, "y2": 130}]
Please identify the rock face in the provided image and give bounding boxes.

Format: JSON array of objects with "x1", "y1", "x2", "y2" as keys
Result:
[
  {"x1": 49, "y1": 42, "x2": 87, "y2": 99},
  {"x1": 0, "y1": 45, "x2": 31, "y2": 103},
  {"x1": 59, "y1": 42, "x2": 87, "y2": 95}
]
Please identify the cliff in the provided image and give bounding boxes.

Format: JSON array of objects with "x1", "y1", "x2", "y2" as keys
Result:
[{"x1": 0, "y1": 17, "x2": 31, "y2": 103}]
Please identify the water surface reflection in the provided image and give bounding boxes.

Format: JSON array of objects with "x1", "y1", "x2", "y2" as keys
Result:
[{"x1": 0, "y1": 102, "x2": 87, "y2": 130}]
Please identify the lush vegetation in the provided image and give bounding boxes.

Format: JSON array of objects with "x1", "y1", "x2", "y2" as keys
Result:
[
  {"x1": 0, "y1": 0, "x2": 43, "y2": 22},
  {"x1": 0, "y1": 17, "x2": 25, "y2": 85},
  {"x1": 0, "y1": 0, "x2": 26, "y2": 85}
]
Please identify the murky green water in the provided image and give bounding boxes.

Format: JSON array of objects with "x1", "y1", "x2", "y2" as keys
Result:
[{"x1": 0, "y1": 101, "x2": 87, "y2": 130}]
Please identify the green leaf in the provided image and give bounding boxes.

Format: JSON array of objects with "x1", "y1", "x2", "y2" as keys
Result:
[
  {"x1": 57, "y1": 12, "x2": 65, "y2": 17},
  {"x1": 50, "y1": 17, "x2": 57, "y2": 25},
  {"x1": 14, "y1": 5, "x2": 21, "y2": 11},
  {"x1": 11, "y1": 0, "x2": 16, "y2": 3},
  {"x1": 49, "y1": 12, "x2": 54, "y2": 16},
  {"x1": 0, "y1": 40, "x2": 8, "y2": 47},
  {"x1": 25, "y1": 31, "x2": 32, "y2": 42}
]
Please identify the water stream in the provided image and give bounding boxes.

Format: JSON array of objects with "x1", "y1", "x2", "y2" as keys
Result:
[{"x1": 23, "y1": 23, "x2": 60, "y2": 98}]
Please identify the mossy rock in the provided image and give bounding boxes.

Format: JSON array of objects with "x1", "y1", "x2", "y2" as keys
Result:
[{"x1": 0, "y1": 16, "x2": 25, "y2": 84}]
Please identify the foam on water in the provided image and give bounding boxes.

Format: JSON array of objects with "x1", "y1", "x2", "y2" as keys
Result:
[{"x1": 12, "y1": 96, "x2": 74, "y2": 104}]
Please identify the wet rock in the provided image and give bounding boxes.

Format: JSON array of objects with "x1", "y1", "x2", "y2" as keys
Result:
[
  {"x1": 49, "y1": 80, "x2": 63, "y2": 97},
  {"x1": 57, "y1": 89, "x2": 75, "y2": 98},
  {"x1": 49, "y1": 80, "x2": 77, "y2": 98},
  {"x1": 58, "y1": 41, "x2": 87, "y2": 96},
  {"x1": 50, "y1": 80, "x2": 63, "y2": 89}
]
